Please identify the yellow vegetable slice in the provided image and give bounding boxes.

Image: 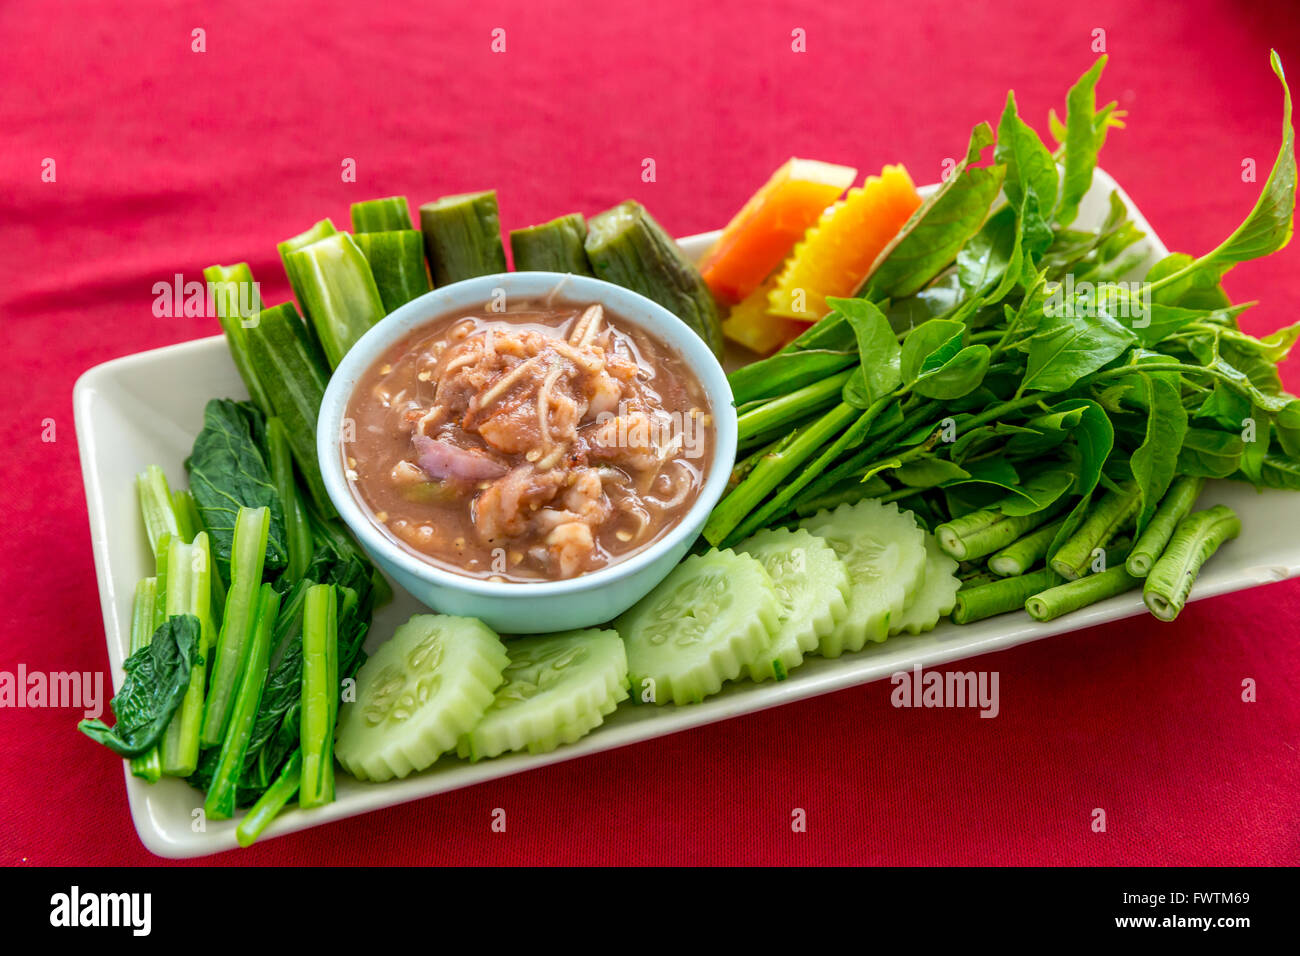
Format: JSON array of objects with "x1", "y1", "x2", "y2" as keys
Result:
[{"x1": 768, "y1": 164, "x2": 923, "y2": 321}]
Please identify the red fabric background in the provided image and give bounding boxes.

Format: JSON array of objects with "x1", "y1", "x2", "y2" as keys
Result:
[{"x1": 2, "y1": 0, "x2": 1298, "y2": 865}]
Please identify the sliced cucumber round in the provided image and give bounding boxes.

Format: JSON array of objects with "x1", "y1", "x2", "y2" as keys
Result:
[
  {"x1": 335, "y1": 614, "x2": 508, "y2": 781},
  {"x1": 890, "y1": 533, "x2": 961, "y2": 636},
  {"x1": 799, "y1": 500, "x2": 927, "y2": 656},
  {"x1": 616, "y1": 549, "x2": 780, "y2": 705},
  {"x1": 735, "y1": 527, "x2": 850, "y2": 682},
  {"x1": 457, "y1": 628, "x2": 629, "y2": 761}
]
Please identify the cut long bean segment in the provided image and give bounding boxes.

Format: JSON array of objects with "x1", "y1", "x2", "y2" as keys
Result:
[
  {"x1": 1143, "y1": 505, "x2": 1242, "y2": 622},
  {"x1": 300, "y1": 584, "x2": 338, "y2": 808},
  {"x1": 353, "y1": 230, "x2": 431, "y2": 312},
  {"x1": 127, "y1": 579, "x2": 163, "y2": 783},
  {"x1": 204, "y1": 262, "x2": 271, "y2": 417},
  {"x1": 1049, "y1": 485, "x2": 1139, "y2": 580},
  {"x1": 988, "y1": 518, "x2": 1066, "y2": 576},
  {"x1": 204, "y1": 583, "x2": 279, "y2": 819},
  {"x1": 201, "y1": 507, "x2": 270, "y2": 746},
  {"x1": 951, "y1": 567, "x2": 1065, "y2": 624},
  {"x1": 266, "y1": 417, "x2": 311, "y2": 584},
  {"x1": 1126, "y1": 477, "x2": 1205, "y2": 577},
  {"x1": 160, "y1": 533, "x2": 213, "y2": 776},
  {"x1": 288, "y1": 233, "x2": 386, "y2": 368},
  {"x1": 937, "y1": 505, "x2": 1062, "y2": 562},
  {"x1": 245, "y1": 302, "x2": 331, "y2": 513},
  {"x1": 235, "y1": 750, "x2": 302, "y2": 847},
  {"x1": 736, "y1": 369, "x2": 855, "y2": 442},
  {"x1": 705, "y1": 401, "x2": 860, "y2": 546},
  {"x1": 1025, "y1": 564, "x2": 1141, "y2": 621},
  {"x1": 419, "y1": 190, "x2": 507, "y2": 285},
  {"x1": 350, "y1": 196, "x2": 412, "y2": 233},
  {"x1": 958, "y1": 571, "x2": 1000, "y2": 591},
  {"x1": 510, "y1": 213, "x2": 594, "y2": 275}
]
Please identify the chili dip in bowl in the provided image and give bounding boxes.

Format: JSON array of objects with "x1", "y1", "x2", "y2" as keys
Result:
[{"x1": 319, "y1": 272, "x2": 737, "y2": 633}]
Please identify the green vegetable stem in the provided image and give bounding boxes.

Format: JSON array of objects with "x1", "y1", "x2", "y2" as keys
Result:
[
  {"x1": 159, "y1": 533, "x2": 215, "y2": 776},
  {"x1": 235, "y1": 750, "x2": 303, "y2": 847},
  {"x1": 300, "y1": 584, "x2": 339, "y2": 808},
  {"x1": 205, "y1": 583, "x2": 280, "y2": 819},
  {"x1": 200, "y1": 506, "x2": 271, "y2": 747},
  {"x1": 126, "y1": 580, "x2": 163, "y2": 782}
]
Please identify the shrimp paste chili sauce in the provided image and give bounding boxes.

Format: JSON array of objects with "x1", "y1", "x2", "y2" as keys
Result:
[{"x1": 343, "y1": 299, "x2": 715, "y2": 581}]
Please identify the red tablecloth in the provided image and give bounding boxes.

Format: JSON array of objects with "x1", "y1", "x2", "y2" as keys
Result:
[{"x1": 3, "y1": 0, "x2": 1298, "y2": 865}]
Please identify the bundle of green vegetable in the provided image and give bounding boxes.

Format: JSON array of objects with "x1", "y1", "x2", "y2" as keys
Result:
[
  {"x1": 81, "y1": 237, "x2": 395, "y2": 843},
  {"x1": 704, "y1": 52, "x2": 1298, "y2": 626}
]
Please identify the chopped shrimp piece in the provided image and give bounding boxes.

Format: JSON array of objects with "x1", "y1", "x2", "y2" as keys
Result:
[
  {"x1": 585, "y1": 411, "x2": 660, "y2": 471},
  {"x1": 546, "y1": 521, "x2": 594, "y2": 578},
  {"x1": 473, "y1": 466, "x2": 564, "y2": 542}
]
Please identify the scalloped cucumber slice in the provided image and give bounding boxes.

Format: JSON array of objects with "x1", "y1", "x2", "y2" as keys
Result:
[
  {"x1": 617, "y1": 549, "x2": 780, "y2": 704},
  {"x1": 457, "y1": 628, "x2": 629, "y2": 761},
  {"x1": 335, "y1": 614, "x2": 508, "y2": 781},
  {"x1": 735, "y1": 527, "x2": 850, "y2": 682},
  {"x1": 890, "y1": 534, "x2": 961, "y2": 636},
  {"x1": 799, "y1": 500, "x2": 927, "y2": 656}
]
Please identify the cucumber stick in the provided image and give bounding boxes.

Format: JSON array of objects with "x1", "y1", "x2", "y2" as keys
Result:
[
  {"x1": 890, "y1": 533, "x2": 961, "y2": 636},
  {"x1": 510, "y1": 213, "x2": 594, "y2": 275},
  {"x1": 335, "y1": 614, "x2": 509, "y2": 781},
  {"x1": 287, "y1": 232, "x2": 385, "y2": 368},
  {"x1": 734, "y1": 528, "x2": 849, "y2": 682},
  {"x1": 585, "y1": 200, "x2": 724, "y2": 358},
  {"x1": 354, "y1": 230, "x2": 431, "y2": 312},
  {"x1": 616, "y1": 549, "x2": 780, "y2": 705},
  {"x1": 203, "y1": 262, "x2": 272, "y2": 417},
  {"x1": 278, "y1": 219, "x2": 338, "y2": 354},
  {"x1": 419, "y1": 190, "x2": 507, "y2": 285},
  {"x1": 245, "y1": 303, "x2": 332, "y2": 514},
  {"x1": 799, "y1": 500, "x2": 927, "y2": 655},
  {"x1": 457, "y1": 629, "x2": 629, "y2": 761},
  {"x1": 351, "y1": 196, "x2": 413, "y2": 233}
]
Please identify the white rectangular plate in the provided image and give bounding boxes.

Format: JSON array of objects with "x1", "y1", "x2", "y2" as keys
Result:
[{"x1": 75, "y1": 169, "x2": 1300, "y2": 857}]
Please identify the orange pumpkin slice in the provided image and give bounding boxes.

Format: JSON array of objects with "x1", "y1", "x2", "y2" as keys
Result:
[
  {"x1": 767, "y1": 165, "x2": 923, "y2": 321},
  {"x1": 700, "y1": 158, "x2": 857, "y2": 304}
]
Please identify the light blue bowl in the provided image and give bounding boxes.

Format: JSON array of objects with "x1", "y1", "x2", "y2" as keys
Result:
[{"x1": 318, "y1": 272, "x2": 737, "y2": 634}]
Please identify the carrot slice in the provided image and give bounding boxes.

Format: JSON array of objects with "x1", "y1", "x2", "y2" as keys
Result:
[
  {"x1": 721, "y1": 276, "x2": 808, "y2": 355},
  {"x1": 700, "y1": 158, "x2": 857, "y2": 304},
  {"x1": 767, "y1": 165, "x2": 923, "y2": 321}
]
